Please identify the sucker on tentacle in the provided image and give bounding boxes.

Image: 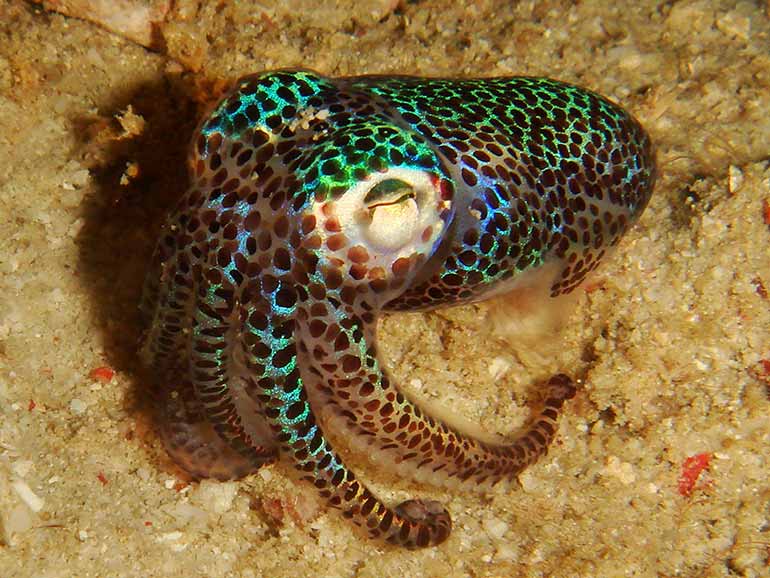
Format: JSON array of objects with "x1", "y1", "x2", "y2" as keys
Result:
[{"x1": 140, "y1": 69, "x2": 656, "y2": 548}]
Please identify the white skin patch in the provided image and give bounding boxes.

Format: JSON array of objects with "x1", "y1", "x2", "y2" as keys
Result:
[
  {"x1": 287, "y1": 106, "x2": 331, "y2": 132},
  {"x1": 315, "y1": 167, "x2": 448, "y2": 271}
]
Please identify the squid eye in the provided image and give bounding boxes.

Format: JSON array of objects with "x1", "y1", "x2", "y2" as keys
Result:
[{"x1": 317, "y1": 166, "x2": 450, "y2": 267}]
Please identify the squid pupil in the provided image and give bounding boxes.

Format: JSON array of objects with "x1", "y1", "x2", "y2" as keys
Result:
[{"x1": 364, "y1": 179, "x2": 415, "y2": 209}]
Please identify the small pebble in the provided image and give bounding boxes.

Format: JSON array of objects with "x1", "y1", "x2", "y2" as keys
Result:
[
  {"x1": 258, "y1": 468, "x2": 272, "y2": 482},
  {"x1": 11, "y1": 479, "x2": 44, "y2": 512},
  {"x1": 69, "y1": 399, "x2": 87, "y2": 414},
  {"x1": 488, "y1": 357, "x2": 511, "y2": 379},
  {"x1": 482, "y1": 516, "x2": 509, "y2": 540},
  {"x1": 190, "y1": 480, "x2": 238, "y2": 515}
]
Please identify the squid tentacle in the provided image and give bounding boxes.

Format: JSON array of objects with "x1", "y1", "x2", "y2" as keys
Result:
[
  {"x1": 238, "y1": 294, "x2": 452, "y2": 548},
  {"x1": 138, "y1": 231, "x2": 267, "y2": 479},
  {"x1": 185, "y1": 267, "x2": 279, "y2": 472},
  {"x1": 300, "y1": 306, "x2": 577, "y2": 488}
]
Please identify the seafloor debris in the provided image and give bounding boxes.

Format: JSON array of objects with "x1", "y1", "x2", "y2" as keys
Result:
[
  {"x1": 88, "y1": 365, "x2": 115, "y2": 383},
  {"x1": 678, "y1": 453, "x2": 712, "y2": 497},
  {"x1": 31, "y1": 0, "x2": 171, "y2": 49}
]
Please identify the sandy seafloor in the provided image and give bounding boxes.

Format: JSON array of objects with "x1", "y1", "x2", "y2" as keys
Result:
[{"x1": 0, "y1": 0, "x2": 769, "y2": 576}]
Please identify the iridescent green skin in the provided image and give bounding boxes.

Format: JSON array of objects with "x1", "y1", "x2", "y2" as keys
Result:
[{"x1": 141, "y1": 70, "x2": 655, "y2": 548}]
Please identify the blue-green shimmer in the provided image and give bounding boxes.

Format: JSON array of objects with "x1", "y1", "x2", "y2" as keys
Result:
[{"x1": 142, "y1": 70, "x2": 656, "y2": 549}]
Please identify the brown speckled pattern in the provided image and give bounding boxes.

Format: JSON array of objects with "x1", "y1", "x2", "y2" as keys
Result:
[{"x1": 140, "y1": 70, "x2": 655, "y2": 548}]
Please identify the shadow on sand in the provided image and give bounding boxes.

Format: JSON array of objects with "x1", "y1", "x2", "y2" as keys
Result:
[{"x1": 74, "y1": 73, "x2": 203, "y2": 462}]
